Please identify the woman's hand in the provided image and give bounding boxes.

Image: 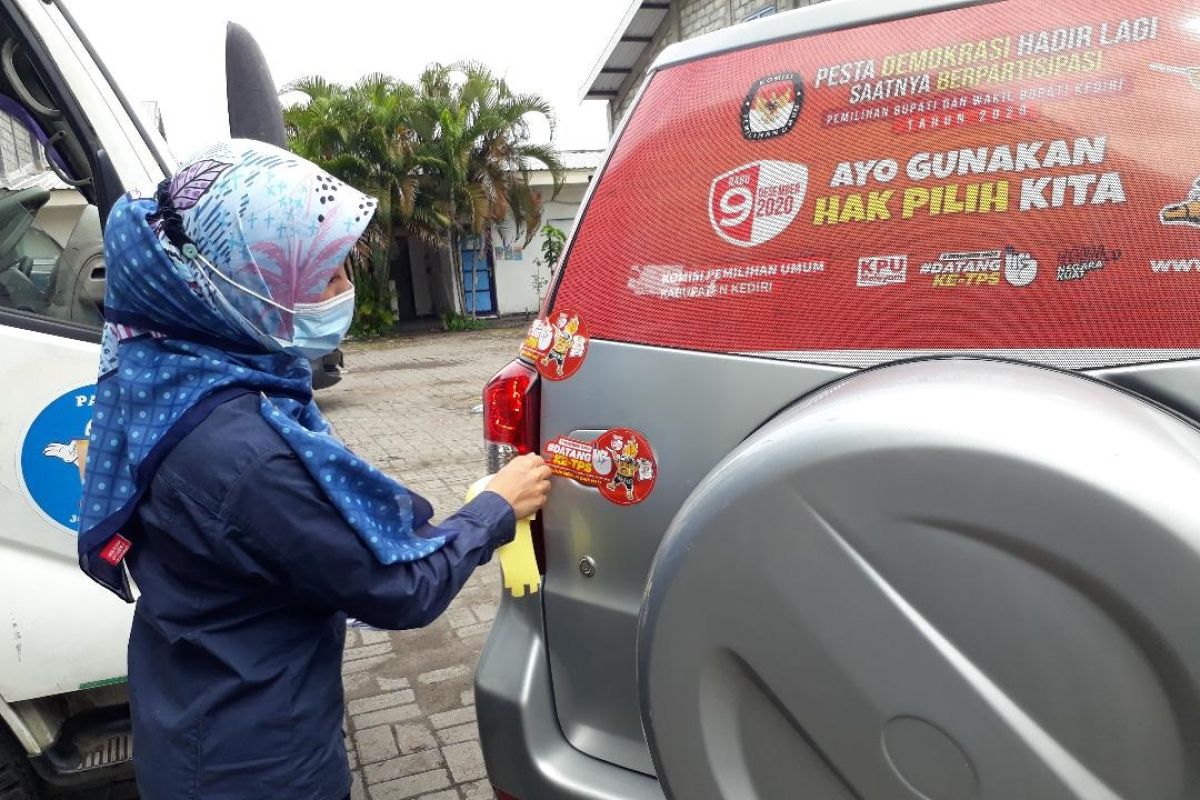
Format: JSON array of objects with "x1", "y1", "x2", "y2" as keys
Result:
[{"x1": 486, "y1": 453, "x2": 552, "y2": 519}]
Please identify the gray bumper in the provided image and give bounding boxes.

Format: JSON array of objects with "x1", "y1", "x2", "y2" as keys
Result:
[{"x1": 475, "y1": 590, "x2": 664, "y2": 800}]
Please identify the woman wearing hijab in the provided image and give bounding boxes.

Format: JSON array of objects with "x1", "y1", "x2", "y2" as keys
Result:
[{"x1": 75, "y1": 140, "x2": 551, "y2": 800}]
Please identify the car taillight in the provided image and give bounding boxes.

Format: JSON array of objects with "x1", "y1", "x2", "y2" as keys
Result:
[
  {"x1": 482, "y1": 358, "x2": 545, "y2": 573},
  {"x1": 493, "y1": 788, "x2": 519, "y2": 800},
  {"x1": 483, "y1": 358, "x2": 540, "y2": 470}
]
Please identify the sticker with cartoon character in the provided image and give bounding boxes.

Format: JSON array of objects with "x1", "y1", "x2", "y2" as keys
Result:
[
  {"x1": 543, "y1": 427, "x2": 657, "y2": 506},
  {"x1": 18, "y1": 385, "x2": 96, "y2": 531},
  {"x1": 519, "y1": 308, "x2": 589, "y2": 381}
]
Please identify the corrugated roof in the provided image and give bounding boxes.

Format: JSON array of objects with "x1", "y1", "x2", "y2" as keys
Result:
[
  {"x1": 556, "y1": 150, "x2": 605, "y2": 170},
  {"x1": 514, "y1": 150, "x2": 604, "y2": 173},
  {"x1": 581, "y1": 0, "x2": 670, "y2": 101}
]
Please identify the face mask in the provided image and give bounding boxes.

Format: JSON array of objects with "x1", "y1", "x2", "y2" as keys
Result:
[
  {"x1": 182, "y1": 244, "x2": 355, "y2": 358},
  {"x1": 288, "y1": 289, "x2": 355, "y2": 360}
]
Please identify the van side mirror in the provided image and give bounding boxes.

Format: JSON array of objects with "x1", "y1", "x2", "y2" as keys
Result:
[{"x1": 224, "y1": 23, "x2": 287, "y2": 149}]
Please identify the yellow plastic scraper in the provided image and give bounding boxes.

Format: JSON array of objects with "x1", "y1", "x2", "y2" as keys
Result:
[{"x1": 466, "y1": 476, "x2": 540, "y2": 597}]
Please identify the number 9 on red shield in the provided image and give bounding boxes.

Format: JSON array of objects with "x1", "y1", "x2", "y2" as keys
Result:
[{"x1": 520, "y1": 308, "x2": 589, "y2": 381}]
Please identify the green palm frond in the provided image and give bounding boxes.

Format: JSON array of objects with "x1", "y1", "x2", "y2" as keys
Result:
[
  {"x1": 283, "y1": 62, "x2": 566, "y2": 313},
  {"x1": 281, "y1": 74, "x2": 334, "y2": 99}
]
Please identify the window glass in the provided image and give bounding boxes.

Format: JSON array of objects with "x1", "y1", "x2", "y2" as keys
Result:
[
  {"x1": 555, "y1": 0, "x2": 1200, "y2": 368},
  {"x1": 0, "y1": 109, "x2": 102, "y2": 330}
]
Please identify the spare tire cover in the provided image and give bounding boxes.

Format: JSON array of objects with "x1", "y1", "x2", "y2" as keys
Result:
[{"x1": 638, "y1": 359, "x2": 1200, "y2": 800}]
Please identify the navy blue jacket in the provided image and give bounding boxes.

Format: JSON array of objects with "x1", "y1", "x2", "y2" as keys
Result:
[{"x1": 125, "y1": 393, "x2": 515, "y2": 800}]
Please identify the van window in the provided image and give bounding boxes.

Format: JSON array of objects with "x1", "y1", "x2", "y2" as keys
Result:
[
  {"x1": 0, "y1": 17, "x2": 109, "y2": 337},
  {"x1": 0, "y1": 104, "x2": 101, "y2": 329},
  {"x1": 553, "y1": 0, "x2": 1200, "y2": 368}
]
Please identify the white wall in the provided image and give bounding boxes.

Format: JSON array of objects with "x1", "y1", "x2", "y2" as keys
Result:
[{"x1": 492, "y1": 183, "x2": 587, "y2": 315}]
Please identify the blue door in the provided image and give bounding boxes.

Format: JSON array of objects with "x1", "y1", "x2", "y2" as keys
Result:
[{"x1": 461, "y1": 243, "x2": 495, "y2": 315}]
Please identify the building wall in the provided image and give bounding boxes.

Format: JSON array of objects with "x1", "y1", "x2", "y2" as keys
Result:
[
  {"x1": 610, "y1": 0, "x2": 824, "y2": 128},
  {"x1": 681, "y1": 0, "x2": 731, "y2": 38},
  {"x1": 733, "y1": 0, "x2": 784, "y2": 21},
  {"x1": 611, "y1": 29, "x2": 672, "y2": 125},
  {"x1": 395, "y1": 180, "x2": 590, "y2": 319},
  {"x1": 492, "y1": 183, "x2": 588, "y2": 315}
]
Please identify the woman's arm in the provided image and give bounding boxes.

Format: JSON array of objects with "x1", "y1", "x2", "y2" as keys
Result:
[{"x1": 225, "y1": 447, "x2": 517, "y2": 630}]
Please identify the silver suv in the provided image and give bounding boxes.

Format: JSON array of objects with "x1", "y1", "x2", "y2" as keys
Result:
[{"x1": 476, "y1": 1, "x2": 1200, "y2": 798}]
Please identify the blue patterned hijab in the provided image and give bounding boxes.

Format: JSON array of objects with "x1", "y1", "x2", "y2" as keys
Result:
[{"x1": 79, "y1": 140, "x2": 447, "y2": 601}]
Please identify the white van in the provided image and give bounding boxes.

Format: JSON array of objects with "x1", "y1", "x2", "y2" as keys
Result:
[{"x1": 0, "y1": 3, "x2": 282, "y2": 796}]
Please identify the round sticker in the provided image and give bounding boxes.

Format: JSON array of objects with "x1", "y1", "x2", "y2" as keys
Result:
[
  {"x1": 519, "y1": 309, "x2": 590, "y2": 381},
  {"x1": 544, "y1": 427, "x2": 659, "y2": 506},
  {"x1": 594, "y1": 428, "x2": 657, "y2": 506},
  {"x1": 741, "y1": 71, "x2": 804, "y2": 141},
  {"x1": 18, "y1": 385, "x2": 96, "y2": 532}
]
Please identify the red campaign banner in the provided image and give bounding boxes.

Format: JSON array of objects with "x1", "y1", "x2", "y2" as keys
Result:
[
  {"x1": 544, "y1": 428, "x2": 658, "y2": 506},
  {"x1": 519, "y1": 309, "x2": 590, "y2": 380},
  {"x1": 553, "y1": 2, "x2": 1200, "y2": 356}
]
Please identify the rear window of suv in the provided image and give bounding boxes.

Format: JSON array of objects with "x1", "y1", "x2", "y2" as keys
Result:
[{"x1": 553, "y1": 0, "x2": 1200, "y2": 368}]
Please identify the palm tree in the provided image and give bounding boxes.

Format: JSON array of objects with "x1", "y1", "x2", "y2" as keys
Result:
[
  {"x1": 409, "y1": 62, "x2": 564, "y2": 315},
  {"x1": 285, "y1": 74, "x2": 431, "y2": 247},
  {"x1": 283, "y1": 63, "x2": 565, "y2": 319},
  {"x1": 284, "y1": 74, "x2": 427, "y2": 332}
]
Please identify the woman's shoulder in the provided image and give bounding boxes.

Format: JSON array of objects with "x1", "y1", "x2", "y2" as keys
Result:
[{"x1": 157, "y1": 392, "x2": 298, "y2": 508}]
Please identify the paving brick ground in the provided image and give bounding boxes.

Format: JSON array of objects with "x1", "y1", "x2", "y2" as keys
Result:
[{"x1": 320, "y1": 326, "x2": 526, "y2": 800}]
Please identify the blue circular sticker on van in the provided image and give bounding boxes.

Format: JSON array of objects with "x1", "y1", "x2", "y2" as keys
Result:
[{"x1": 19, "y1": 385, "x2": 96, "y2": 533}]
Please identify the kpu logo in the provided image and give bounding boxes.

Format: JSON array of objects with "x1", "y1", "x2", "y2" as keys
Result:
[{"x1": 741, "y1": 72, "x2": 804, "y2": 141}]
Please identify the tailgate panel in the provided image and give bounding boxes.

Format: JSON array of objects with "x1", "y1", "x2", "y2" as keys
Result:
[{"x1": 540, "y1": 341, "x2": 846, "y2": 773}]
